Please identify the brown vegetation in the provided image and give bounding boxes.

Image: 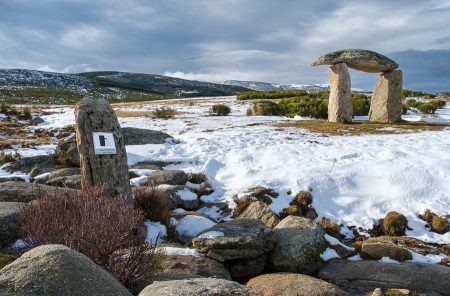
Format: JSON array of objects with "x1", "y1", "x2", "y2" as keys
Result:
[
  {"x1": 275, "y1": 120, "x2": 450, "y2": 136},
  {"x1": 383, "y1": 211, "x2": 408, "y2": 236},
  {"x1": 133, "y1": 187, "x2": 177, "y2": 241},
  {"x1": 319, "y1": 218, "x2": 342, "y2": 239},
  {"x1": 232, "y1": 196, "x2": 253, "y2": 217},
  {"x1": 419, "y1": 210, "x2": 449, "y2": 234}
]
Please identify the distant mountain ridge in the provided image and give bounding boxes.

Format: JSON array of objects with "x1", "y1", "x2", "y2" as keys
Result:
[
  {"x1": 223, "y1": 80, "x2": 371, "y2": 93},
  {"x1": 0, "y1": 69, "x2": 250, "y2": 104}
]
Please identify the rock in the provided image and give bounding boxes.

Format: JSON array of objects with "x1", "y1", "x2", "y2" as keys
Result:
[
  {"x1": 0, "y1": 244, "x2": 132, "y2": 296},
  {"x1": 29, "y1": 116, "x2": 44, "y2": 125},
  {"x1": 122, "y1": 127, "x2": 174, "y2": 145},
  {"x1": 3, "y1": 154, "x2": 56, "y2": 174},
  {"x1": 161, "y1": 185, "x2": 200, "y2": 210},
  {"x1": 247, "y1": 273, "x2": 349, "y2": 296},
  {"x1": 0, "y1": 202, "x2": 28, "y2": 246},
  {"x1": 192, "y1": 218, "x2": 273, "y2": 262},
  {"x1": 328, "y1": 63, "x2": 353, "y2": 123},
  {"x1": 312, "y1": 49, "x2": 399, "y2": 73},
  {"x1": 357, "y1": 236, "x2": 441, "y2": 256},
  {"x1": 47, "y1": 167, "x2": 81, "y2": 179},
  {"x1": 75, "y1": 98, "x2": 132, "y2": 199},
  {"x1": 237, "y1": 201, "x2": 280, "y2": 228},
  {"x1": 0, "y1": 253, "x2": 17, "y2": 269},
  {"x1": 228, "y1": 254, "x2": 267, "y2": 281},
  {"x1": 139, "y1": 278, "x2": 260, "y2": 296},
  {"x1": 55, "y1": 134, "x2": 80, "y2": 167},
  {"x1": 155, "y1": 255, "x2": 231, "y2": 281},
  {"x1": 269, "y1": 216, "x2": 326, "y2": 274},
  {"x1": 361, "y1": 240, "x2": 412, "y2": 262},
  {"x1": 46, "y1": 175, "x2": 81, "y2": 189},
  {"x1": 0, "y1": 177, "x2": 26, "y2": 183},
  {"x1": 318, "y1": 259, "x2": 450, "y2": 295},
  {"x1": 369, "y1": 70, "x2": 403, "y2": 123},
  {"x1": 141, "y1": 170, "x2": 188, "y2": 187},
  {"x1": 0, "y1": 181, "x2": 78, "y2": 203}
]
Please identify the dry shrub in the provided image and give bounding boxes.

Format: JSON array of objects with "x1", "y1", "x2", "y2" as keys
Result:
[
  {"x1": 153, "y1": 107, "x2": 176, "y2": 119},
  {"x1": 187, "y1": 172, "x2": 208, "y2": 184},
  {"x1": 107, "y1": 243, "x2": 165, "y2": 294},
  {"x1": 192, "y1": 182, "x2": 214, "y2": 197},
  {"x1": 0, "y1": 151, "x2": 18, "y2": 165},
  {"x1": 133, "y1": 187, "x2": 177, "y2": 241},
  {"x1": 279, "y1": 205, "x2": 302, "y2": 220},
  {"x1": 383, "y1": 211, "x2": 408, "y2": 236},
  {"x1": 319, "y1": 218, "x2": 342, "y2": 239},
  {"x1": 19, "y1": 186, "x2": 145, "y2": 266},
  {"x1": 233, "y1": 196, "x2": 253, "y2": 217},
  {"x1": 292, "y1": 191, "x2": 313, "y2": 207},
  {"x1": 420, "y1": 209, "x2": 449, "y2": 234}
]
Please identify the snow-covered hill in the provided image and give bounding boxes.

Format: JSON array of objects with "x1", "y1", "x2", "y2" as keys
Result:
[{"x1": 223, "y1": 80, "x2": 371, "y2": 93}]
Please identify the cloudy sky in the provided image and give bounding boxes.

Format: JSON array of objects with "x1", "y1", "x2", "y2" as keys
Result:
[{"x1": 1, "y1": 0, "x2": 449, "y2": 91}]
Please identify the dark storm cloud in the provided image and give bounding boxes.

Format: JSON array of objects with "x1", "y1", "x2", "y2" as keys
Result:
[{"x1": 0, "y1": 0, "x2": 449, "y2": 91}]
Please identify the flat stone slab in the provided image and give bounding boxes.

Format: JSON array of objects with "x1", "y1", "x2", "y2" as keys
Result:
[
  {"x1": 318, "y1": 259, "x2": 450, "y2": 295},
  {"x1": 312, "y1": 49, "x2": 398, "y2": 73},
  {"x1": 0, "y1": 181, "x2": 78, "y2": 203}
]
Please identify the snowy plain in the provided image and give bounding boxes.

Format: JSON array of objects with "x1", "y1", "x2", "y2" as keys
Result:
[{"x1": 1, "y1": 96, "x2": 449, "y2": 247}]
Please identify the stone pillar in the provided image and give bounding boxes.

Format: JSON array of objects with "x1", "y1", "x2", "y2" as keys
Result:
[
  {"x1": 75, "y1": 98, "x2": 132, "y2": 200},
  {"x1": 328, "y1": 63, "x2": 353, "y2": 123},
  {"x1": 369, "y1": 70, "x2": 403, "y2": 123}
]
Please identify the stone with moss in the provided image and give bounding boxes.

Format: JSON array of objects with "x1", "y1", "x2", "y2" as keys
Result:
[{"x1": 383, "y1": 211, "x2": 408, "y2": 236}]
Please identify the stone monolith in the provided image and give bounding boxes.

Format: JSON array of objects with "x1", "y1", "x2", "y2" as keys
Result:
[
  {"x1": 74, "y1": 98, "x2": 132, "y2": 199},
  {"x1": 328, "y1": 63, "x2": 353, "y2": 123},
  {"x1": 369, "y1": 70, "x2": 403, "y2": 123}
]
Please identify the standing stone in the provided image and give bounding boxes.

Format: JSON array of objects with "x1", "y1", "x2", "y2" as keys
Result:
[
  {"x1": 369, "y1": 70, "x2": 403, "y2": 123},
  {"x1": 75, "y1": 98, "x2": 131, "y2": 199},
  {"x1": 328, "y1": 63, "x2": 353, "y2": 123}
]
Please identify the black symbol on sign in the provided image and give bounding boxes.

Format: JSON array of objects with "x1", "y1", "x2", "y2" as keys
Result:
[{"x1": 99, "y1": 135, "x2": 107, "y2": 147}]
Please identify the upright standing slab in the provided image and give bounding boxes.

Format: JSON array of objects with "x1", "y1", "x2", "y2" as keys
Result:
[
  {"x1": 328, "y1": 63, "x2": 353, "y2": 123},
  {"x1": 369, "y1": 70, "x2": 403, "y2": 123},
  {"x1": 75, "y1": 98, "x2": 132, "y2": 200}
]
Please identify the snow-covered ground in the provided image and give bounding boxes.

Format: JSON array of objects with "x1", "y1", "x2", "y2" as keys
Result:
[{"x1": 2, "y1": 96, "x2": 450, "y2": 245}]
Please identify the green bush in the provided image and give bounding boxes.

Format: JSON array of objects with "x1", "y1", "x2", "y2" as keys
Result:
[
  {"x1": 402, "y1": 99, "x2": 446, "y2": 114},
  {"x1": 238, "y1": 89, "x2": 308, "y2": 101},
  {"x1": 417, "y1": 102, "x2": 439, "y2": 114},
  {"x1": 279, "y1": 97, "x2": 328, "y2": 119},
  {"x1": 153, "y1": 107, "x2": 176, "y2": 119},
  {"x1": 352, "y1": 94, "x2": 370, "y2": 116},
  {"x1": 247, "y1": 100, "x2": 284, "y2": 116},
  {"x1": 403, "y1": 89, "x2": 436, "y2": 99},
  {"x1": 18, "y1": 108, "x2": 32, "y2": 120},
  {"x1": 209, "y1": 104, "x2": 231, "y2": 116}
]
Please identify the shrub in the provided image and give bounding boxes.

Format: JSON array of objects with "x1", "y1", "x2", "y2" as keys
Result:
[
  {"x1": 19, "y1": 186, "x2": 146, "y2": 265},
  {"x1": 291, "y1": 191, "x2": 313, "y2": 207},
  {"x1": 279, "y1": 97, "x2": 328, "y2": 119},
  {"x1": 133, "y1": 187, "x2": 177, "y2": 241},
  {"x1": 18, "y1": 108, "x2": 32, "y2": 120},
  {"x1": 237, "y1": 89, "x2": 308, "y2": 101},
  {"x1": 319, "y1": 218, "x2": 341, "y2": 239},
  {"x1": 192, "y1": 182, "x2": 214, "y2": 197},
  {"x1": 279, "y1": 204, "x2": 302, "y2": 219},
  {"x1": 209, "y1": 104, "x2": 231, "y2": 116},
  {"x1": 247, "y1": 100, "x2": 283, "y2": 116},
  {"x1": 107, "y1": 243, "x2": 164, "y2": 294},
  {"x1": 420, "y1": 209, "x2": 449, "y2": 234},
  {"x1": 352, "y1": 94, "x2": 370, "y2": 116},
  {"x1": 153, "y1": 107, "x2": 176, "y2": 119},
  {"x1": 383, "y1": 211, "x2": 408, "y2": 236},
  {"x1": 0, "y1": 151, "x2": 18, "y2": 165},
  {"x1": 187, "y1": 172, "x2": 208, "y2": 184},
  {"x1": 417, "y1": 102, "x2": 439, "y2": 114},
  {"x1": 233, "y1": 196, "x2": 253, "y2": 217}
]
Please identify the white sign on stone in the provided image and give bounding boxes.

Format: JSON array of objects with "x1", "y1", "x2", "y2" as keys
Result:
[{"x1": 92, "y1": 132, "x2": 117, "y2": 155}]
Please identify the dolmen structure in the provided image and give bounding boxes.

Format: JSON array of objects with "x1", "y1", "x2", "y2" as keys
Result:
[{"x1": 312, "y1": 49, "x2": 403, "y2": 123}]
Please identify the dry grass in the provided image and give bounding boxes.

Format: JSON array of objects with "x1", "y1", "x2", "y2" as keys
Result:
[
  {"x1": 0, "y1": 119, "x2": 55, "y2": 149},
  {"x1": 114, "y1": 110, "x2": 155, "y2": 118},
  {"x1": 187, "y1": 172, "x2": 208, "y2": 184},
  {"x1": 232, "y1": 196, "x2": 253, "y2": 217},
  {"x1": 275, "y1": 120, "x2": 450, "y2": 136},
  {"x1": 133, "y1": 188, "x2": 177, "y2": 241},
  {"x1": 319, "y1": 218, "x2": 342, "y2": 239}
]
